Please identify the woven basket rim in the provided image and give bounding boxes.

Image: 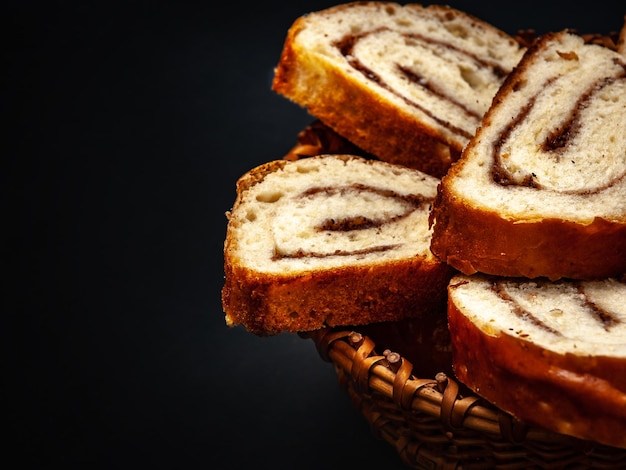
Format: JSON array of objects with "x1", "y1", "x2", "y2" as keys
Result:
[{"x1": 301, "y1": 326, "x2": 626, "y2": 469}]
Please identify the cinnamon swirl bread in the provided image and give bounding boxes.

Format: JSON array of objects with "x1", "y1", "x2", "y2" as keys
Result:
[
  {"x1": 430, "y1": 30, "x2": 626, "y2": 281},
  {"x1": 272, "y1": 2, "x2": 526, "y2": 178},
  {"x1": 222, "y1": 154, "x2": 455, "y2": 335},
  {"x1": 447, "y1": 273, "x2": 626, "y2": 449}
]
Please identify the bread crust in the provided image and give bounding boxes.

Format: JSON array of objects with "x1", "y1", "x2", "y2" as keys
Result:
[
  {"x1": 223, "y1": 255, "x2": 454, "y2": 336},
  {"x1": 430, "y1": 181, "x2": 626, "y2": 280},
  {"x1": 448, "y1": 290, "x2": 626, "y2": 448}
]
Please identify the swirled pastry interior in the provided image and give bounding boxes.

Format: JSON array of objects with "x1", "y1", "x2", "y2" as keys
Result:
[
  {"x1": 222, "y1": 155, "x2": 454, "y2": 335},
  {"x1": 272, "y1": 2, "x2": 525, "y2": 177},
  {"x1": 431, "y1": 31, "x2": 626, "y2": 280},
  {"x1": 448, "y1": 273, "x2": 626, "y2": 448}
]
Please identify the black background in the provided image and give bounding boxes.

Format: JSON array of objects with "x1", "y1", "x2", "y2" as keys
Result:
[{"x1": 6, "y1": 1, "x2": 624, "y2": 468}]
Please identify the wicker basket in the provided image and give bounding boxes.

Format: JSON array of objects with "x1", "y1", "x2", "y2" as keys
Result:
[{"x1": 301, "y1": 327, "x2": 626, "y2": 469}]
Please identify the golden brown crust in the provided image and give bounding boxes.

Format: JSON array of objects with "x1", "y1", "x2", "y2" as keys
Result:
[
  {"x1": 448, "y1": 295, "x2": 626, "y2": 448},
  {"x1": 430, "y1": 180, "x2": 626, "y2": 281},
  {"x1": 222, "y1": 255, "x2": 455, "y2": 336},
  {"x1": 234, "y1": 159, "x2": 289, "y2": 194}
]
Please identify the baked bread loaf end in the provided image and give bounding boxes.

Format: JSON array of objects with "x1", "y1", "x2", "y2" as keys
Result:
[
  {"x1": 272, "y1": 2, "x2": 525, "y2": 178},
  {"x1": 430, "y1": 31, "x2": 626, "y2": 280},
  {"x1": 447, "y1": 273, "x2": 626, "y2": 449},
  {"x1": 222, "y1": 155, "x2": 455, "y2": 335}
]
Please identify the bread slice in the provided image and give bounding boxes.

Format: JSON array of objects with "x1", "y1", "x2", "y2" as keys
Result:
[
  {"x1": 447, "y1": 272, "x2": 626, "y2": 448},
  {"x1": 222, "y1": 154, "x2": 455, "y2": 335},
  {"x1": 272, "y1": 2, "x2": 525, "y2": 178},
  {"x1": 430, "y1": 30, "x2": 626, "y2": 281}
]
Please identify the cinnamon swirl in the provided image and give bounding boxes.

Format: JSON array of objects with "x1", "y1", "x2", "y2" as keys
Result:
[
  {"x1": 430, "y1": 30, "x2": 626, "y2": 280},
  {"x1": 222, "y1": 154, "x2": 455, "y2": 335},
  {"x1": 447, "y1": 272, "x2": 626, "y2": 448},
  {"x1": 272, "y1": 2, "x2": 525, "y2": 178}
]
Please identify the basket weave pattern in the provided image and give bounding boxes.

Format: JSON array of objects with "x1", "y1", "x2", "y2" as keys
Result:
[{"x1": 302, "y1": 328, "x2": 626, "y2": 469}]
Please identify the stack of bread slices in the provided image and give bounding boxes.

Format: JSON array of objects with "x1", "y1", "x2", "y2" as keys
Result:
[{"x1": 222, "y1": 2, "x2": 626, "y2": 449}]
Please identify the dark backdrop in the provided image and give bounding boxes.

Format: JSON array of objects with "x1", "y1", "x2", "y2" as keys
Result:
[{"x1": 6, "y1": 1, "x2": 624, "y2": 468}]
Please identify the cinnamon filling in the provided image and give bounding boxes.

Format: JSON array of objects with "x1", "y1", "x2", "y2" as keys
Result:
[
  {"x1": 272, "y1": 184, "x2": 431, "y2": 260},
  {"x1": 575, "y1": 283, "x2": 622, "y2": 330},
  {"x1": 333, "y1": 28, "x2": 510, "y2": 140},
  {"x1": 490, "y1": 279, "x2": 624, "y2": 337},
  {"x1": 491, "y1": 70, "x2": 626, "y2": 195},
  {"x1": 492, "y1": 280, "x2": 561, "y2": 336}
]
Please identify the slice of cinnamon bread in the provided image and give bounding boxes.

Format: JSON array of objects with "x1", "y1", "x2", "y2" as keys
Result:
[
  {"x1": 222, "y1": 154, "x2": 455, "y2": 335},
  {"x1": 272, "y1": 2, "x2": 525, "y2": 178},
  {"x1": 447, "y1": 272, "x2": 626, "y2": 449},
  {"x1": 430, "y1": 30, "x2": 626, "y2": 280}
]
